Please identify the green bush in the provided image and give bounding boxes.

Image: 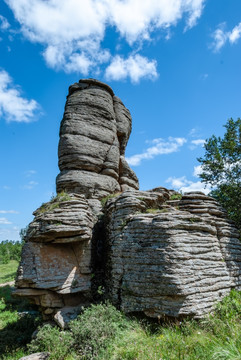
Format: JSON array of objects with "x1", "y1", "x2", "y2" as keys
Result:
[
  {"x1": 69, "y1": 302, "x2": 132, "y2": 359},
  {"x1": 29, "y1": 324, "x2": 74, "y2": 360}
]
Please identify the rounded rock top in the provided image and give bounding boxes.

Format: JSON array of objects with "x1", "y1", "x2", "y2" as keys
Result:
[{"x1": 68, "y1": 78, "x2": 114, "y2": 97}]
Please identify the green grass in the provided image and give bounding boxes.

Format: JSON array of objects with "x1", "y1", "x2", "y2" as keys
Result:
[
  {"x1": 100, "y1": 192, "x2": 121, "y2": 207},
  {"x1": 0, "y1": 260, "x2": 18, "y2": 284},
  {"x1": 170, "y1": 193, "x2": 182, "y2": 201},
  {"x1": 36, "y1": 191, "x2": 72, "y2": 214},
  {"x1": 145, "y1": 208, "x2": 169, "y2": 214},
  {"x1": 0, "y1": 285, "x2": 42, "y2": 359},
  {"x1": 0, "y1": 263, "x2": 42, "y2": 360}
]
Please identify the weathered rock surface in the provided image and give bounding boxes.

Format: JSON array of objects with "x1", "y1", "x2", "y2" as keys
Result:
[
  {"x1": 105, "y1": 190, "x2": 241, "y2": 318},
  {"x1": 56, "y1": 79, "x2": 139, "y2": 198},
  {"x1": 54, "y1": 305, "x2": 83, "y2": 329},
  {"x1": 15, "y1": 79, "x2": 241, "y2": 323},
  {"x1": 14, "y1": 193, "x2": 95, "y2": 316}
]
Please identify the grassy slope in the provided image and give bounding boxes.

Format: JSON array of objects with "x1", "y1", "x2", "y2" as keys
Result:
[{"x1": 0, "y1": 260, "x2": 18, "y2": 284}]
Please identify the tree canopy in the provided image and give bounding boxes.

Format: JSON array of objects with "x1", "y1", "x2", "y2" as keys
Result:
[{"x1": 198, "y1": 118, "x2": 241, "y2": 231}]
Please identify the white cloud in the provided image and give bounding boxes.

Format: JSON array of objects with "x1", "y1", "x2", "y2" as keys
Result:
[
  {"x1": 0, "y1": 15, "x2": 10, "y2": 30},
  {"x1": 193, "y1": 164, "x2": 203, "y2": 177},
  {"x1": 180, "y1": 181, "x2": 211, "y2": 194},
  {"x1": 22, "y1": 181, "x2": 38, "y2": 190},
  {"x1": 0, "y1": 70, "x2": 39, "y2": 122},
  {"x1": 4, "y1": 0, "x2": 206, "y2": 78},
  {"x1": 105, "y1": 55, "x2": 158, "y2": 83},
  {"x1": 0, "y1": 217, "x2": 12, "y2": 225},
  {"x1": 191, "y1": 139, "x2": 205, "y2": 146},
  {"x1": 189, "y1": 138, "x2": 205, "y2": 149},
  {"x1": 229, "y1": 23, "x2": 241, "y2": 43},
  {"x1": 166, "y1": 176, "x2": 211, "y2": 194},
  {"x1": 0, "y1": 210, "x2": 19, "y2": 214},
  {"x1": 212, "y1": 22, "x2": 241, "y2": 52},
  {"x1": 126, "y1": 137, "x2": 187, "y2": 166}
]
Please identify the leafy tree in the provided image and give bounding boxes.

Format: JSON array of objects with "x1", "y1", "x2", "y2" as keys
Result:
[
  {"x1": 198, "y1": 118, "x2": 241, "y2": 230},
  {"x1": 0, "y1": 240, "x2": 23, "y2": 264}
]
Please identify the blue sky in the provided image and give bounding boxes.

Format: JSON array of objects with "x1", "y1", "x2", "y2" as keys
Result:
[{"x1": 0, "y1": 0, "x2": 241, "y2": 241}]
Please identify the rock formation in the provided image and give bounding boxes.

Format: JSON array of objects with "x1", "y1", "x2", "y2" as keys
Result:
[
  {"x1": 15, "y1": 79, "x2": 241, "y2": 325},
  {"x1": 56, "y1": 79, "x2": 139, "y2": 198}
]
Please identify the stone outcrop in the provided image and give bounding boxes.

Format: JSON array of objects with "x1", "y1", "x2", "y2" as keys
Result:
[
  {"x1": 56, "y1": 79, "x2": 139, "y2": 198},
  {"x1": 105, "y1": 191, "x2": 241, "y2": 318},
  {"x1": 15, "y1": 79, "x2": 241, "y2": 323}
]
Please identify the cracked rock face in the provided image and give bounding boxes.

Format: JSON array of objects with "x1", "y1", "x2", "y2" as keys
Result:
[
  {"x1": 15, "y1": 79, "x2": 241, "y2": 325},
  {"x1": 105, "y1": 190, "x2": 241, "y2": 318},
  {"x1": 56, "y1": 79, "x2": 139, "y2": 198}
]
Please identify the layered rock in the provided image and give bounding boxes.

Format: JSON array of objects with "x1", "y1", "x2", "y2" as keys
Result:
[
  {"x1": 56, "y1": 79, "x2": 139, "y2": 198},
  {"x1": 105, "y1": 190, "x2": 241, "y2": 318},
  {"x1": 15, "y1": 79, "x2": 241, "y2": 324},
  {"x1": 14, "y1": 193, "x2": 95, "y2": 316}
]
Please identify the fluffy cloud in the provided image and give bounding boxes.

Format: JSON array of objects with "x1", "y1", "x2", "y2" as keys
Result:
[
  {"x1": 0, "y1": 70, "x2": 39, "y2": 122},
  {"x1": 4, "y1": 0, "x2": 206, "y2": 80},
  {"x1": 166, "y1": 175, "x2": 211, "y2": 194},
  {"x1": 0, "y1": 14, "x2": 10, "y2": 30},
  {"x1": 0, "y1": 210, "x2": 19, "y2": 214},
  {"x1": 212, "y1": 22, "x2": 241, "y2": 52},
  {"x1": 105, "y1": 55, "x2": 158, "y2": 83},
  {"x1": 126, "y1": 137, "x2": 187, "y2": 166}
]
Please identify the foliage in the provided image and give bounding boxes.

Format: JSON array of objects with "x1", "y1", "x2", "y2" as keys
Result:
[
  {"x1": 0, "y1": 260, "x2": 18, "y2": 283},
  {"x1": 198, "y1": 118, "x2": 241, "y2": 230},
  {"x1": 170, "y1": 193, "x2": 182, "y2": 200},
  {"x1": 100, "y1": 192, "x2": 121, "y2": 208},
  {"x1": 37, "y1": 191, "x2": 72, "y2": 214},
  {"x1": 69, "y1": 302, "x2": 132, "y2": 359},
  {"x1": 29, "y1": 324, "x2": 73, "y2": 360},
  {"x1": 0, "y1": 285, "x2": 41, "y2": 358},
  {"x1": 0, "y1": 241, "x2": 22, "y2": 265}
]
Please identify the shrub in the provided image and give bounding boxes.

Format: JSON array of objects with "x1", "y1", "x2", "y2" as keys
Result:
[
  {"x1": 29, "y1": 324, "x2": 74, "y2": 360},
  {"x1": 69, "y1": 302, "x2": 132, "y2": 359}
]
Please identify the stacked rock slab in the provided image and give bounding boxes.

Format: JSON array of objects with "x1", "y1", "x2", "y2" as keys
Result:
[
  {"x1": 15, "y1": 79, "x2": 241, "y2": 323},
  {"x1": 105, "y1": 190, "x2": 241, "y2": 318},
  {"x1": 56, "y1": 79, "x2": 139, "y2": 198},
  {"x1": 15, "y1": 193, "x2": 95, "y2": 317}
]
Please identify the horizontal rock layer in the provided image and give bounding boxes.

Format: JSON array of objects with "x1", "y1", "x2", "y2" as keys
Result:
[
  {"x1": 56, "y1": 79, "x2": 139, "y2": 198},
  {"x1": 106, "y1": 191, "x2": 241, "y2": 318}
]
